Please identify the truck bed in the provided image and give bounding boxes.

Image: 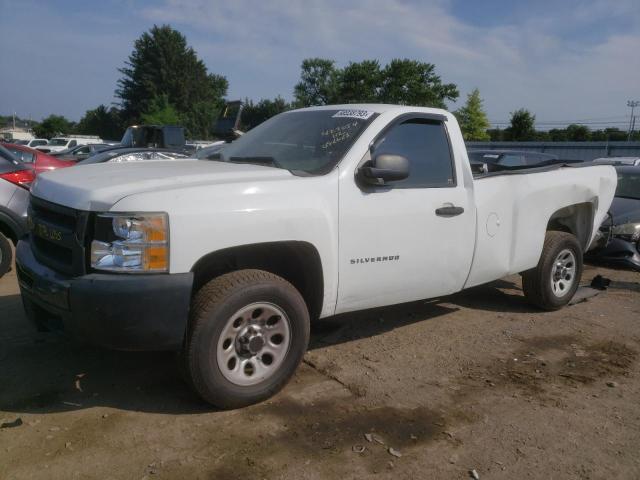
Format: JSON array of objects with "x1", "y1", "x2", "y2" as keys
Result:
[{"x1": 464, "y1": 162, "x2": 617, "y2": 288}]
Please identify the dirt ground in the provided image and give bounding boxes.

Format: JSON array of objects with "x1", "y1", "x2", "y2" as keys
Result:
[{"x1": 1, "y1": 260, "x2": 639, "y2": 480}]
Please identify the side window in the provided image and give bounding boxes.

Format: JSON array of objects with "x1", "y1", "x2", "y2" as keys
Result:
[
  {"x1": 69, "y1": 140, "x2": 77, "y2": 148},
  {"x1": 21, "y1": 151, "x2": 35, "y2": 163},
  {"x1": 7, "y1": 149, "x2": 34, "y2": 163},
  {"x1": 164, "y1": 127, "x2": 183, "y2": 147},
  {"x1": 500, "y1": 154, "x2": 525, "y2": 167},
  {"x1": 373, "y1": 119, "x2": 455, "y2": 188}
]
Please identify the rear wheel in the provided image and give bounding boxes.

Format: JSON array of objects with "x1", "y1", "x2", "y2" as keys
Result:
[
  {"x1": 522, "y1": 231, "x2": 582, "y2": 310},
  {"x1": 183, "y1": 269, "x2": 310, "y2": 409},
  {"x1": 0, "y1": 232, "x2": 12, "y2": 279}
]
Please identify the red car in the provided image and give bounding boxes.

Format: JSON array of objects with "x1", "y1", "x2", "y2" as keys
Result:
[{"x1": 4, "y1": 143, "x2": 75, "y2": 175}]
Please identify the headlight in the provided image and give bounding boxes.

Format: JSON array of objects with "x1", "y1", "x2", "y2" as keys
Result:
[
  {"x1": 90, "y1": 213, "x2": 169, "y2": 273},
  {"x1": 611, "y1": 222, "x2": 640, "y2": 242}
]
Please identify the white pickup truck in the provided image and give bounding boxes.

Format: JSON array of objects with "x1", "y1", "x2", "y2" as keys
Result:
[{"x1": 16, "y1": 104, "x2": 617, "y2": 408}]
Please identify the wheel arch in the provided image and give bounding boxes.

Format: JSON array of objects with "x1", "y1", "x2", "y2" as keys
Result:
[
  {"x1": 546, "y1": 202, "x2": 595, "y2": 251},
  {"x1": 190, "y1": 241, "x2": 325, "y2": 320}
]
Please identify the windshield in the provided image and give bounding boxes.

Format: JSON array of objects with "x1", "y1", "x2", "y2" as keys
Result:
[
  {"x1": 616, "y1": 171, "x2": 640, "y2": 200},
  {"x1": 49, "y1": 138, "x2": 69, "y2": 146},
  {"x1": 215, "y1": 109, "x2": 378, "y2": 174}
]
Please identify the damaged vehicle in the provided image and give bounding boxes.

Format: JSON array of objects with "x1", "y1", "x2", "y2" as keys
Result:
[
  {"x1": 588, "y1": 165, "x2": 640, "y2": 271},
  {"x1": 15, "y1": 104, "x2": 616, "y2": 408},
  {"x1": 0, "y1": 144, "x2": 34, "y2": 278}
]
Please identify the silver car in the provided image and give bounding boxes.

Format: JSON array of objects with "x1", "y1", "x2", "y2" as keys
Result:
[{"x1": 0, "y1": 144, "x2": 32, "y2": 277}]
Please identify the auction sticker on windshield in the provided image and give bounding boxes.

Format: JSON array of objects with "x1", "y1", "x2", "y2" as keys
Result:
[{"x1": 332, "y1": 109, "x2": 374, "y2": 120}]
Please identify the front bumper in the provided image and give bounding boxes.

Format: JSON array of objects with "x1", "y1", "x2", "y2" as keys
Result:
[{"x1": 15, "y1": 239, "x2": 193, "y2": 351}]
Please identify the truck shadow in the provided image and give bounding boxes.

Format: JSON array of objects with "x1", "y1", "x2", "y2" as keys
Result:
[{"x1": 0, "y1": 280, "x2": 538, "y2": 416}]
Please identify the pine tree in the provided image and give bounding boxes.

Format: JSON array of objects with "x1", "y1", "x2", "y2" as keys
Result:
[
  {"x1": 455, "y1": 88, "x2": 490, "y2": 141},
  {"x1": 116, "y1": 25, "x2": 227, "y2": 139}
]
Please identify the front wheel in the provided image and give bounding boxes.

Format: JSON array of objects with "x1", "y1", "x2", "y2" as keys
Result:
[
  {"x1": 522, "y1": 231, "x2": 583, "y2": 310},
  {"x1": 183, "y1": 269, "x2": 310, "y2": 409}
]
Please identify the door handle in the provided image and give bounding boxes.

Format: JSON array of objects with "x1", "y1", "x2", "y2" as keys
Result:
[{"x1": 435, "y1": 205, "x2": 464, "y2": 217}]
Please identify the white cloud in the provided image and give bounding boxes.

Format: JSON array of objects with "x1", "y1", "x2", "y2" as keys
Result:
[
  {"x1": 1, "y1": 0, "x2": 638, "y2": 125},
  {"x1": 140, "y1": 0, "x2": 640, "y2": 126}
]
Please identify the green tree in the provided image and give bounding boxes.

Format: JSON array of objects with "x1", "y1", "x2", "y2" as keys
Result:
[
  {"x1": 140, "y1": 95, "x2": 181, "y2": 125},
  {"x1": 487, "y1": 128, "x2": 504, "y2": 141},
  {"x1": 116, "y1": 24, "x2": 228, "y2": 138},
  {"x1": 33, "y1": 115, "x2": 75, "y2": 139},
  {"x1": 378, "y1": 59, "x2": 458, "y2": 107},
  {"x1": 338, "y1": 60, "x2": 383, "y2": 104},
  {"x1": 240, "y1": 97, "x2": 291, "y2": 130},
  {"x1": 590, "y1": 128, "x2": 633, "y2": 141},
  {"x1": 506, "y1": 108, "x2": 536, "y2": 141},
  {"x1": 548, "y1": 128, "x2": 568, "y2": 141},
  {"x1": 565, "y1": 124, "x2": 590, "y2": 141},
  {"x1": 455, "y1": 88, "x2": 490, "y2": 141},
  {"x1": 77, "y1": 105, "x2": 124, "y2": 140},
  {"x1": 293, "y1": 57, "x2": 458, "y2": 108},
  {"x1": 293, "y1": 58, "x2": 339, "y2": 107}
]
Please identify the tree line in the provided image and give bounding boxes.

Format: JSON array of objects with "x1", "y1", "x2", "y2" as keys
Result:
[{"x1": 3, "y1": 25, "x2": 637, "y2": 142}]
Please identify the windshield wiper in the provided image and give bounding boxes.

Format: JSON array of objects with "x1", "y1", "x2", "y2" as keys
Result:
[{"x1": 228, "y1": 156, "x2": 283, "y2": 169}]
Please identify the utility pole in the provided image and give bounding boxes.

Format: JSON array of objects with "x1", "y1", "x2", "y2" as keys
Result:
[{"x1": 628, "y1": 100, "x2": 640, "y2": 141}]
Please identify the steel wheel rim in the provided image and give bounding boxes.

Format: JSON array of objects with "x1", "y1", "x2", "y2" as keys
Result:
[
  {"x1": 550, "y1": 248, "x2": 577, "y2": 298},
  {"x1": 216, "y1": 302, "x2": 292, "y2": 386}
]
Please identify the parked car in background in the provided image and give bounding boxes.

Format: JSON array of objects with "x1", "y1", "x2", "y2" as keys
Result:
[
  {"x1": 52, "y1": 143, "x2": 114, "y2": 162},
  {"x1": 36, "y1": 135, "x2": 103, "y2": 153},
  {"x1": 11, "y1": 138, "x2": 49, "y2": 149},
  {"x1": 76, "y1": 147, "x2": 188, "y2": 165},
  {"x1": 588, "y1": 165, "x2": 640, "y2": 271},
  {"x1": 0, "y1": 144, "x2": 33, "y2": 278},
  {"x1": 468, "y1": 149, "x2": 559, "y2": 171},
  {"x1": 593, "y1": 157, "x2": 640, "y2": 167},
  {"x1": 4, "y1": 144, "x2": 75, "y2": 174}
]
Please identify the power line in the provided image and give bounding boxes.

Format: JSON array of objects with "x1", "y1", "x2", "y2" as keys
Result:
[{"x1": 489, "y1": 121, "x2": 630, "y2": 127}]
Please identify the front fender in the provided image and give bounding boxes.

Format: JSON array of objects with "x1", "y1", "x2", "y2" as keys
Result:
[{"x1": 110, "y1": 171, "x2": 340, "y2": 318}]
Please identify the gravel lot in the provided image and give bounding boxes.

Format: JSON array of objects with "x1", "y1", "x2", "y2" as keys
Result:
[{"x1": 1, "y1": 260, "x2": 639, "y2": 479}]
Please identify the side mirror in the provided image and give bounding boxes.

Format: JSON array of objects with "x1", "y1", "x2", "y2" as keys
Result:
[{"x1": 360, "y1": 154, "x2": 409, "y2": 186}]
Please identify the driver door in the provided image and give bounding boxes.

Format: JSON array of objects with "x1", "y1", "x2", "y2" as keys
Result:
[{"x1": 336, "y1": 115, "x2": 476, "y2": 314}]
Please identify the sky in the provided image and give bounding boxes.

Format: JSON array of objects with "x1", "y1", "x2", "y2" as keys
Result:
[{"x1": 1, "y1": 0, "x2": 639, "y2": 130}]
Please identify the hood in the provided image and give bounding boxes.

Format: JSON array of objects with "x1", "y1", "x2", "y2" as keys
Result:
[
  {"x1": 31, "y1": 159, "x2": 292, "y2": 211},
  {"x1": 609, "y1": 196, "x2": 640, "y2": 225}
]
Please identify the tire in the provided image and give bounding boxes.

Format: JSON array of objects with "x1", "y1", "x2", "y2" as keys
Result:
[
  {"x1": 183, "y1": 269, "x2": 310, "y2": 409},
  {"x1": 522, "y1": 231, "x2": 583, "y2": 311},
  {"x1": 0, "y1": 232, "x2": 12, "y2": 279}
]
